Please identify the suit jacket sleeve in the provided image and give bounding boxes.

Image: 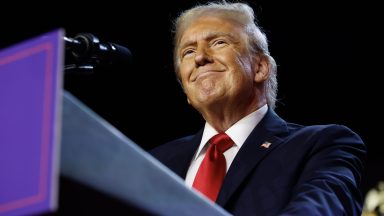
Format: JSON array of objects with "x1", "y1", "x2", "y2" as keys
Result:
[{"x1": 279, "y1": 125, "x2": 366, "y2": 216}]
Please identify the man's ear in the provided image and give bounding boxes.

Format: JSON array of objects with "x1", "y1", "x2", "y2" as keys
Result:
[{"x1": 254, "y1": 55, "x2": 270, "y2": 83}]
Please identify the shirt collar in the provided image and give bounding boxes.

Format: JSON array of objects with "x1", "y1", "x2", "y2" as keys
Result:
[{"x1": 193, "y1": 104, "x2": 268, "y2": 160}]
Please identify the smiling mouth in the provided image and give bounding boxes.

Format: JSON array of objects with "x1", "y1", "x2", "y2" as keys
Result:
[{"x1": 193, "y1": 70, "x2": 224, "y2": 82}]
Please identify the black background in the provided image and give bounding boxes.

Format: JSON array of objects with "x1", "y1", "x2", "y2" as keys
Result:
[{"x1": 1, "y1": 0, "x2": 381, "y2": 214}]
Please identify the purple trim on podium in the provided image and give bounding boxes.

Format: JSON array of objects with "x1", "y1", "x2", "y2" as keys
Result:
[{"x1": 0, "y1": 30, "x2": 63, "y2": 216}]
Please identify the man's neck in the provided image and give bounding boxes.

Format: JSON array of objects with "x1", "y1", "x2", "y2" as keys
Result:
[{"x1": 201, "y1": 102, "x2": 267, "y2": 132}]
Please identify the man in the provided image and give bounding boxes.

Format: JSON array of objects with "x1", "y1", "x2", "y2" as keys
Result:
[{"x1": 150, "y1": 2, "x2": 366, "y2": 215}]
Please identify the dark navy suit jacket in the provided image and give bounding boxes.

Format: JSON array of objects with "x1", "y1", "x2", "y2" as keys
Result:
[{"x1": 150, "y1": 109, "x2": 366, "y2": 215}]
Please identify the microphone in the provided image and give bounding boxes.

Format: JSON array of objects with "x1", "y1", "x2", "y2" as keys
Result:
[{"x1": 64, "y1": 33, "x2": 132, "y2": 66}]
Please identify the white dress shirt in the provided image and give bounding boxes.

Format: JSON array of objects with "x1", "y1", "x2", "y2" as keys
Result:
[{"x1": 185, "y1": 104, "x2": 268, "y2": 187}]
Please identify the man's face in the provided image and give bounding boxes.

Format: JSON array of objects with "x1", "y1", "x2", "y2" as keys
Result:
[{"x1": 177, "y1": 16, "x2": 256, "y2": 113}]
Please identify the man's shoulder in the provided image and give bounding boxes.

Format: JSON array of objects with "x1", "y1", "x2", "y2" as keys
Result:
[
  {"x1": 287, "y1": 123, "x2": 361, "y2": 138},
  {"x1": 149, "y1": 134, "x2": 197, "y2": 160},
  {"x1": 283, "y1": 123, "x2": 365, "y2": 150},
  {"x1": 151, "y1": 135, "x2": 195, "y2": 152}
]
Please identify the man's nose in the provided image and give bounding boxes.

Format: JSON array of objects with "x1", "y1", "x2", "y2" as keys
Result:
[{"x1": 195, "y1": 46, "x2": 213, "y2": 66}]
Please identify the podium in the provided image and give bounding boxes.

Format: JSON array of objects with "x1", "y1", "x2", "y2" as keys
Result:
[
  {"x1": 60, "y1": 91, "x2": 229, "y2": 215},
  {"x1": 0, "y1": 30, "x2": 230, "y2": 215}
]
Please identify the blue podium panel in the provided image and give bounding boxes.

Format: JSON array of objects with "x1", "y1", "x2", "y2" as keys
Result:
[{"x1": 0, "y1": 30, "x2": 64, "y2": 216}]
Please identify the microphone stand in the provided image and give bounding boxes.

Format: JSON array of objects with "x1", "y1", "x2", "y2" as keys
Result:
[
  {"x1": 64, "y1": 63, "x2": 94, "y2": 75},
  {"x1": 64, "y1": 34, "x2": 99, "y2": 75}
]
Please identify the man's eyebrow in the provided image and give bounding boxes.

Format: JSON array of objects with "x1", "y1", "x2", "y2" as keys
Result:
[{"x1": 179, "y1": 31, "x2": 237, "y2": 50}]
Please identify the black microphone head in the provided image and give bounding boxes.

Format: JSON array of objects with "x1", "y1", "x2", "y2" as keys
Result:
[
  {"x1": 108, "y1": 42, "x2": 132, "y2": 65},
  {"x1": 66, "y1": 33, "x2": 132, "y2": 66}
]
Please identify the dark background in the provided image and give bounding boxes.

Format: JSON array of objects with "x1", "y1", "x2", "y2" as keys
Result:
[{"x1": 1, "y1": 0, "x2": 381, "y2": 214}]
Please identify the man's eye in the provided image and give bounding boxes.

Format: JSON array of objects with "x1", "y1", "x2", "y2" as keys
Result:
[
  {"x1": 182, "y1": 49, "x2": 195, "y2": 58},
  {"x1": 213, "y1": 40, "x2": 227, "y2": 47}
]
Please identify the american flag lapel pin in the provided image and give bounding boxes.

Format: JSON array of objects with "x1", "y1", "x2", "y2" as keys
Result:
[{"x1": 260, "y1": 142, "x2": 272, "y2": 149}]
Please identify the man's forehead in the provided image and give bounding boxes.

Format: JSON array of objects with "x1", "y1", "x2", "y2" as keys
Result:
[{"x1": 178, "y1": 18, "x2": 242, "y2": 47}]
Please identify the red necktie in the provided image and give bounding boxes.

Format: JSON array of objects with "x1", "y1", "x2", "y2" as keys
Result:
[{"x1": 192, "y1": 132, "x2": 234, "y2": 201}]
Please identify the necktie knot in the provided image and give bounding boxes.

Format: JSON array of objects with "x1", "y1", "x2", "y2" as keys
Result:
[{"x1": 209, "y1": 132, "x2": 234, "y2": 153}]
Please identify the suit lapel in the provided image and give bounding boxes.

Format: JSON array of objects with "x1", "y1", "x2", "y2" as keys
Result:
[
  {"x1": 216, "y1": 109, "x2": 289, "y2": 206},
  {"x1": 168, "y1": 129, "x2": 203, "y2": 179}
]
